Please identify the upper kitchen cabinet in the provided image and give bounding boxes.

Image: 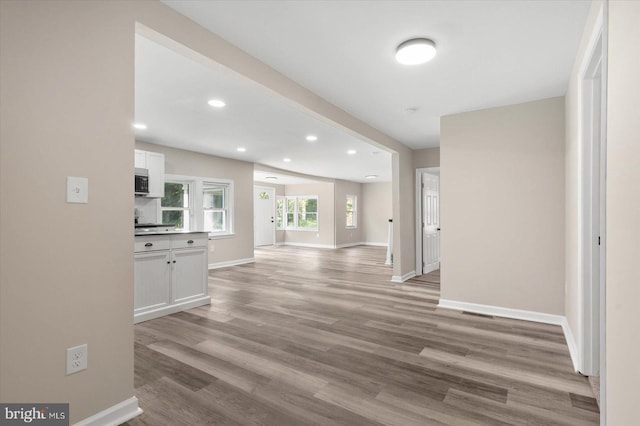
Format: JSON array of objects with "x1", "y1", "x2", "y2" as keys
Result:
[{"x1": 135, "y1": 149, "x2": 165, "y2": 198}]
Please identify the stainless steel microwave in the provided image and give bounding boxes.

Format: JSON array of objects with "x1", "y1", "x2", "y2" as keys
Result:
[{"x1": 134, "y1": 168, "x2": 149, "y2": 196}]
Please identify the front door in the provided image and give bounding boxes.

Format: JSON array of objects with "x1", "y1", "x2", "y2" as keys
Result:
[
  {"x1": 254, "y1": 187, "x2": 275, "y2": 247},
  {"x1": 422, "y1": 173, "x2": 440, "y2": 273}
]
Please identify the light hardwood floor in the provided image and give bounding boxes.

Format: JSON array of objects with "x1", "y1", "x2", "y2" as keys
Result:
[{"x1": 124, "y1": 245, "x2": 598, "y2": 425}]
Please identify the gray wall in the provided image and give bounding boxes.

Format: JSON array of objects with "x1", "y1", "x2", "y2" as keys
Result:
[
  {"x1": 0, "y1": 1, "x2": 135, "y2": 422},
  {"x1": 362, "y1": 182, "x2": 393, "y2": 245},
  {"x1": 334, "y1": 180, "x2": 363, "y2": 247},
  {"x1": 606, "y1": 1, "x2": 640, "y2": 422},
  {"x1": 136, "y1": 141, "x2": 255, "y2": 264},
  {"x1": 440, "y1": 97, "x2": 565, "y2": 315}
]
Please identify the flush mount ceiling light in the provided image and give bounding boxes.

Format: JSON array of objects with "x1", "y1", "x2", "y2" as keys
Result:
[
  {"x1": 365, "y1": 175, "x2": 378, "y2": 179},
  {"x1": 207, "y1": 99, "x2": 226, "y2": 108},
  {"x1": 283, "y1": 157, "x2": 292, "y2": 163},
  {"x1": 133, "y1": 123, "x2": 147, "y2": 130},
  {"x1": 395, "y1": 38, "x2": 436, "y2": 65},
  {"x1": 305, "y1": 135, "x2": 318, "y2": 142},
  {"x1": 236, "y1": 147, "x2": 246, "y2": 152},
  {"x1": 347, "y1": 149, "x2": 357, "y2": 155}
]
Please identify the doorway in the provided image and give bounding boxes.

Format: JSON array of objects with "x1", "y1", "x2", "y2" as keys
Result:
[
  {"x1": 415, "y1": 168, "x2": 440, "y2": 276},
  {"x1": 254, "y1": 186, "x2": 276, "y2": 247}
]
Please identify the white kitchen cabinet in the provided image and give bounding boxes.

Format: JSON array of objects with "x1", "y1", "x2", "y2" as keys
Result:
[
  {"x1": 172, "y1": 248, "x2": 208, "y2": 304},
  {"x1": 134, "y1": 232, "x2": 210, "y2": 323},
  {"x1": 134, "y1": 149, "x2": 165, "y2": 198},
  {"x1": 134, "y1": 251, "x2": 171, "y2": 316}
]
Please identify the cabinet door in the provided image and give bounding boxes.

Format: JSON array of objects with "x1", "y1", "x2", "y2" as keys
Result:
[
  {"x1": 134, "y1": 251, "x2": 171, "y2": 314},
  {"x1": 146, "y1": 151, "x2": 165, "y2": 198},
  {"x1": 134, "y1": 149, "x2": 147, "y2": 169},
  {"x1": 172, "y1": 248, "x2": 208, "y2": 304}
]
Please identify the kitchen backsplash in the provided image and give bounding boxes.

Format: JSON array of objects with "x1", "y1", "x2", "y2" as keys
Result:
[{"x1": 134, "y1": 197, "x2": 160, "y2": 224}]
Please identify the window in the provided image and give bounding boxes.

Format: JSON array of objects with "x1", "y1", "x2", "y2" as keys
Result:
[
  {"x1": 161, "y1": 175, "x2": 234, "y2": 237},
  {"x1": 203, "y1": 182, "x2": 230, "y2": 235},
  {"x1": 279, "y1": 195, "x2": 318, "y2": 231},
  {"x1": 346, "y1": 194, "x2": 357, "y2": 228},
  {"x1": 161, "y1": 181, "x2": 191, "y2": 230},
  {"x1": 276, "y1": 197, "x2": 284, "y2": 229}
]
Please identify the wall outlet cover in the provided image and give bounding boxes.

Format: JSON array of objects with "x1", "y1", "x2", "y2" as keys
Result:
[{"x1": 66, "y1": 343, "x2": 88, "y2": 375}]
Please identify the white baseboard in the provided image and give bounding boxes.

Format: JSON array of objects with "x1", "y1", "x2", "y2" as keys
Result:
[
  {"x1": 208, "y1": 257, "x2": 255, "y2": 270},
  {"x1": 74, "y1": 396, "x2": 142, "y2": 426},
  {"x1": 134, "y1": 296, "x2": 211, "y2": 324},
  {"x1": 335, "y1": 242, "x2": 363, "y2": 248},
  {"x1": 279, "y1": 242, "x2": 335, "y2": 249},
  {"x1": 362, "y1": 242, "x2": 388, "y2": 247},
  {"x1": 438, "y1": 298, "x2": 580, "y2": 371},
  {"x1": 391, "y1": 270, "x2": 416, "y2": 283},
  {"x1": 560, "y1": 317, "x2": 580, "y2": 373},
  {"x1": 438, "y1": 298, "x2": 566, "y2": 325}
]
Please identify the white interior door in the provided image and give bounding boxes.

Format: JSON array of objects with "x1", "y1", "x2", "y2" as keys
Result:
[
  {"x1": 254, "y1": 187, "x2": 275, "y2": 247},
  {"x1": 422, "y1": 173, "x2": 440, "y2": 274}
]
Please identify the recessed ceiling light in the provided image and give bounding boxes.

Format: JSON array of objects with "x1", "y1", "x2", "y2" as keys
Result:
[
  {"x1": 347, "y1": 149, "x2": 357, "y2": 155},
  {"x1": 283, "y1": 158, "x2": 292, "y2": 163},
  {"x1": 365, "y1": 175, "x2": 378, "y2": 179},
  {"x1": 265, "y1": 176, "x2": 278, "y2": 180},
  {"x1": 237, "y1": 147, "x2": 246, "y2": 152},
  {"x1": 133, "y1": 123, "x2": 147, "y2": 130},
  {"x1": 207, "y1": 99, "x2": 226, "y2": 108},
  {"x1": 396, "y1": 38, "x2": 436, "y2": 65},
  {"x1": 306, "y1": 135, "x2": 318, "y2": 142}
]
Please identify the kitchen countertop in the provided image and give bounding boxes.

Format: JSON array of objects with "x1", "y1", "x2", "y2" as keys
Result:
[{"x1": 134, "y1": 230, "x2": 208, "y2": 236}]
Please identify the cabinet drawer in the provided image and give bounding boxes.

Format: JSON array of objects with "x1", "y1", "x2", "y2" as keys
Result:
[
  {"x1": 171, "y1": 233, "x2": 208, "y2": 249},
  {"x1": 135, "y1": 235, "x2": 171, "y2": 253}
]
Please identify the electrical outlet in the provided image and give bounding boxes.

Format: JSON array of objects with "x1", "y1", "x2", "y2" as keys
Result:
[{"x1": 66, "y1": 344, "x2": 88, "y2": 375}]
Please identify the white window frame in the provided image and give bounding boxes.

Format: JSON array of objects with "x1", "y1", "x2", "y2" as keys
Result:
[
  {"x1": 281, "y1": 195, "x2": 318, "y2": 231},
  {"x1": 162, "y1": 174, "x2": 234, "y2": 238},
  {"x1": 346, "y1": 194, "x2": 357, "y2": 229},
  {"x1": 159, "y1": 179, "x2": 194, "y2": 231}
]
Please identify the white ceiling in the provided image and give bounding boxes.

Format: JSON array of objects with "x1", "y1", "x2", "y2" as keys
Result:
[
  {"x1": 138, "y1": 1, "x2": 591, "y2": 184},
  {"x1": 135, "y1": 35, "x2": 393, "y2": 183},
  {"x1": 162, "y1": 0, "x2": 590, "y2": 149}
]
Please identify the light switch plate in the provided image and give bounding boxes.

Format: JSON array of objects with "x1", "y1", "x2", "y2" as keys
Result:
[{"x1": 66, "y1": 176, "x2": 88, "y2": 204}]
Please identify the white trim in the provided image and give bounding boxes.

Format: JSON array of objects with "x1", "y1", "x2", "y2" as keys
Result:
[
  {"x1": 134, "y1": 296, "x2": 211, "y2": 324},
  {"x1": 279, "y1": 242, "x2": 334, "y2": 249},
  {"x1": 576, "y1": 3, "x2": 605, "y2": 379},
  {"x1": 561, "y1": 316, "x2": 581, "y2": 373},
  {"x1": 362, "y1": 242, "x2": 388, "y2": 247},
  {"x1": 438, "y1": 299, "x2": 566, "y2": 326},
  {"x1": 438, "y1": 299, "x2": 581, "y2": 372},
  {"x1": 73, "y1": 396, "x2": 142, "y2": 426},
  {"x1": 208, "y1": 257, "x2": 255, "y2": 270},
  {"x1": 391, "y1": 270, "x2": 416, "y2": 283},
  {"x1": 335, "y1": 242, "x2": 362, "y2": 249}
]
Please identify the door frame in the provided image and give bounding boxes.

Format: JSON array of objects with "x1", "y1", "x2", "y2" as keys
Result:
[
  {"x1": 577, "y1": 3, "x2": 606, "y2": 421},
  {"x1": 254, "y1": 185, "x2": 276, "y2": 247},
  {"x1": 415, "y1": 167, "x2": 440, "y2": 276}
]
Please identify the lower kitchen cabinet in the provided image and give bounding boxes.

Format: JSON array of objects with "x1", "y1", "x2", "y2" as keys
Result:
[{"x1": 134, "y1": 232, "x2": 210, "y2": 323}]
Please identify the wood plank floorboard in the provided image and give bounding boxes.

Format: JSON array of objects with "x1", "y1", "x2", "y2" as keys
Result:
[{"x1": 124, "y1": 245, "x2": 598, "y2": 425}]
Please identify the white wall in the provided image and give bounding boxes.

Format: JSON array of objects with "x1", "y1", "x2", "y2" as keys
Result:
[
  {"x1": 136, "y1": 141, "x2": 255, "y2": 265},
  {"x1": 605, "y1": 1, "x2": 640, "y2": 423},
  {"x1": 440, "y1": 97, "x2": 566, "y2": 315},
  {"x1": 362, "y1": 182, "x2": 393, "y2": 245}
]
